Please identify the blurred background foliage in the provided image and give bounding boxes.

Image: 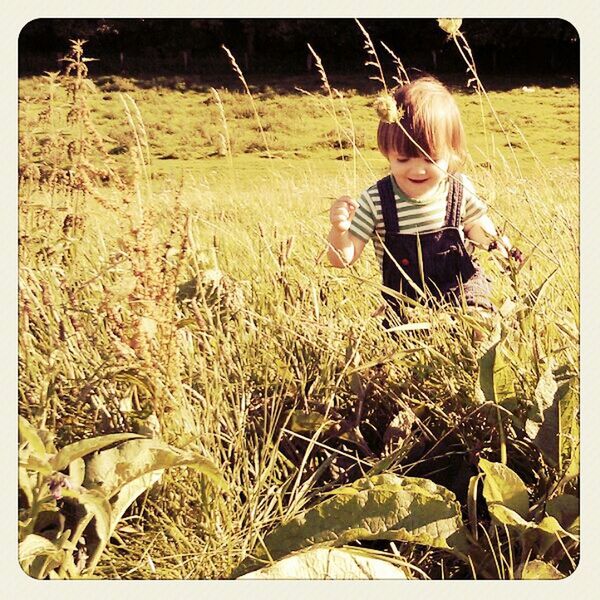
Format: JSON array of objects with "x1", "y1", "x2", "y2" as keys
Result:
[{"x1": 19, "y1": 18, "x2": 579, "y2": 81}]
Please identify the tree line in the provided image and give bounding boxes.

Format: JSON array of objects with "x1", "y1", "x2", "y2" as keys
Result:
[{"x1": 19, "y1": 18, "x2": 579, "y2": 78}]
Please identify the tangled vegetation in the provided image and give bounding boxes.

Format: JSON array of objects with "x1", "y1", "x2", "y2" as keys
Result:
[{"x1": 18, "y1": 23, "x2": 579, "y2": 580}]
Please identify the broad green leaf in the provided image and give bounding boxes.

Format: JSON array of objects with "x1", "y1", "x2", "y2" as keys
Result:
[
  {"x1": 536, "y1": 515, "x2": 577, "y2": 539},
  {"x1": 493, "y1": 351, "x2": 517, "y2": 408},
  {"x1": 489, "y1": 509, "x2": 567, "y2": 537},
  {"x1": 558, "y1": 380, "x2": 579, "y2": 478},
  {"x1": 477, "y1": 334, "x2": 514, "y2": 407},
  {"x1": 520, "y1": 560, "x2": 564, "y2": 580},
  {"x1": 18, "y1": 534, "x2": 60, "y2": 563},
  {"x1": 366, "y1": 442, "x2": 415, "y2": 477},
  {"x1": 21, "y1": 453, "x2": 53, "y2": 476},
  {"x1": 346, "y1": 473, "x2": 461, "y2": 507},
  {"x1": 525, "y1": 365, "x2": 559, "y2": 465},
  {"x1": 109, "y1": 470, "x2": 163, "y2": 533},
  {"x1": 487, "y1": 504, "x2": 577, "y2": 557},
  {"x1": 238, "y1": 547, "x2": 407, "y2": 579},
  {"x1": 51, "y1": 432, "x2": 143, "y2": 472},
  {"x1": 488, "y1": 504, "x2": 531, "y2": 528},
  {"x1": 31, "y1": 510, "x2": 65, "y2": 541},
  {"x1": 62, "y1": 488, "x2": 112, "y2": 545},
  {"x1": 18, "y1": 416, "x2": 47, "y2": 456},
  {"x1": 69, "y1": 457, "x2": 85, "y2": 488},
  {"x1": 479, "y1": 459, "x2": 529, "y2": 518},
  {"x1": 84, "y1": 438, "x2": 226, "y2": 498},
  {"x1": 61, "y1": 488, "x2": 113, "y2": 575},
  {"x1": 233, "y1": 473, "x2": 466, "y2": 577},
  {"x1": 289, "y1": 410, "x2": 332, "y2": 433},
  {"x1": 546, "y1": 494, "x2": 579, "y2": 535},
  {"x1": 533, "y1": 513, "x2": 579, "y2": 556}
]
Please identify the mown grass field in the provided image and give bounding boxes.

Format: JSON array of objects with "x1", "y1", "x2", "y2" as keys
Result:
[{"x1": 18, "y1": 38, "x2": 579, "y2": 580}]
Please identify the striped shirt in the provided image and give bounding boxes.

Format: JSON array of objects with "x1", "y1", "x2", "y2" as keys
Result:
[{"x1": 349, "y1": 173, "x2": 487, "y2": 268}]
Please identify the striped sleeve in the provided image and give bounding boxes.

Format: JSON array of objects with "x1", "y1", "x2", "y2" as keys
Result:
[
  {"x1": 348, "y1": 189, "x2": 377, "y2": 243},
  {"x1": 461, "y1": 174, "x2": 487, "y2": 226}
]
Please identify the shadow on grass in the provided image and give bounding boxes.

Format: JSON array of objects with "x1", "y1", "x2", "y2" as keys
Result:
[{"x1": 86, "y1": 72, "x2": 579, "y2": 97}]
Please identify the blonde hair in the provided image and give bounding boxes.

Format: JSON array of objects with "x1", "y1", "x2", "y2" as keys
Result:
[{"x1": 377, "y1": 77, "x2": 467, "y2": 173}]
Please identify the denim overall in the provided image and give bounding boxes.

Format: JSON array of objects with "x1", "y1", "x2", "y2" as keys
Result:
[{"x1": 377, "y1": 175, "x2": 493, "y2": 317}]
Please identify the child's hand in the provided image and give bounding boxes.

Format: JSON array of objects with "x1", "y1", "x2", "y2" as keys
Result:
[
  {"x1": 488, "y1": 238, "x2": 525, "y2": 265},
  {"x1": 330, "y1": 196, "x2": 359, "y2": 233},
  {"x1": 508, "y1": 246, "x2": 525, "y2": 265}
]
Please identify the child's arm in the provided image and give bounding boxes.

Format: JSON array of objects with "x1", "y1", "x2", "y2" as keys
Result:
[
  {"x1": 327, "y1": 196, "x2": 366, "y2": 267},
  {"x1": 461, "y1": 176, "x2": 525, "y2": 264}
]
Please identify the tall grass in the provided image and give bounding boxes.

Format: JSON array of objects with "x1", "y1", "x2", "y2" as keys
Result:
[{"x1": 18, "y1": 29, "x2": 579, "y2": 579}]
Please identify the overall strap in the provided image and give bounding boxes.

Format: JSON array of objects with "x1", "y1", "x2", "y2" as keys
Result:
[
  {"x1": 443, "y1": 176, "x2": 464, "y2": 228},
  {"x1": 376, "y1": 176, "x2": 399, "y2": 234}
]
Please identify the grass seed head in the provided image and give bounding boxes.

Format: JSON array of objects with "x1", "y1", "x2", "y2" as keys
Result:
[
  {"x1": 374, "y1": 94, "x2": 402, "y2": 123},
  {"x1": 437, "y1": 18, "x2": 462, "y2": 36}
]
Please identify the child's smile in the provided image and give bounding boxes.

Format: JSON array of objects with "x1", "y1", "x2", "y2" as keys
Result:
[{"x1": 388, "y1": 152, "x2": 449, "y2": 200}]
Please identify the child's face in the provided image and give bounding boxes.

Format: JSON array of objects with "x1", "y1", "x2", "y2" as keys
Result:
[{"x1": 388, "y1": 151, "x2": 450, "y2": 200}]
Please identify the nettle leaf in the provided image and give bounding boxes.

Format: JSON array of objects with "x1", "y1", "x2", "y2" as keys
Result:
[
  {"x1": 479, "y1": 459, "x2": 529, "y2": 518},
  {"x1": 519, "y1": 559, "x2": 564, "y2": 580},
  {"x1": 84, "y1": 438, "x2": 226, "y2": 498},
  {"x1": 238, "y1": 547, "x2": 407, "y2": 579},
  {"x1": 51, "y1": 433, "x2": 143, "y2": 472},
  {"x1": 234, "y1": 473, "x2": 466, "y2": 577}
]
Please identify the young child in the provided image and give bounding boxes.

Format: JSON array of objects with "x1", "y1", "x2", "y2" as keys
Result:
[{"x1": 327, "y1": 76, "x2": 520, "y2": 328}]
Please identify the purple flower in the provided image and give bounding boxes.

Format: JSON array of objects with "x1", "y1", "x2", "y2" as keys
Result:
[{"x1": 47, "y1": 473, "x2": 72, "y2": 500}]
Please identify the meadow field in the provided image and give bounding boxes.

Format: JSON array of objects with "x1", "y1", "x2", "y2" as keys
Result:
[{"x1": 18, "y1": 33, "x2": 579, "y2": 580}]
